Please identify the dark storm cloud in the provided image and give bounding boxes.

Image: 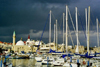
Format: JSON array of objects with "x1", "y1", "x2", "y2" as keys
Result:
[
  {"x1": 0, "y1": 0, "x2": 78, "y2": 27},
  {"x1": 34, "y1": 0, "x2": 79, "y2": 4},
  {"x1": 0, "y1": 0, "x2": 100, "y2": 47}
]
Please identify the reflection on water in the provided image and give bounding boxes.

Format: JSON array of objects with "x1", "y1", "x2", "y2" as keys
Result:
[
  {"x1": 12, "y1": 59, "x2": 36, "y2": 67},
  {"x1": 10, "y1": 59, "x2": 55, "y2": 67},
  {"x1": 8, "y1": 58, "x2": 100, "y2": 67}
]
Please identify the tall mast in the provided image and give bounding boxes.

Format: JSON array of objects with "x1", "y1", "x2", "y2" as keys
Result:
[
  {"x1": 66, "y1": 5, "x2": 68, "y2": 52},
  {"x1": 96, "y1": 18, "x2": 99, "y2": 47},
  {"x1": 85, "y1": 8, "x2": 88, "y2": 51},
  {"x1": 63, "y1": 13, "x2": 65, "y2": 44},
  {"x1": 87, "y1": 6, "x2": 90, "y2": 55},
  {"x1": 54, "y1": 24, "x2": 56, "y2": 50},
  {"x1": 49, "y1": 10, "x2": 51, "y2": 48},
  {"x1": 63, "y1": 13, "x2": 65, "y2": 52},
  {"x1": 56, "y1": 19, "x2": 58, "y2": 51},
  {"x1": 75, "y1": 7, "x2": 79, "y2": 53}
]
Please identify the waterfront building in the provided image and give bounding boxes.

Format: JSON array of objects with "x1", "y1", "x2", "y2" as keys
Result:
[
  {"x1": 26, "y1": 35, "x2": 35, "y2": 46},
  {"x1": 40, "y1": 42, "x2": 55, "y2": 53},
  {"x1": 93, "y1": 47, "x2": 100, "y2": 53},
  {"x1": 0, "y1": 41, "x2": 4, "y2": 48},
  {"x1": 12, "y1": 31, "x2": 38, "y2": 53}
]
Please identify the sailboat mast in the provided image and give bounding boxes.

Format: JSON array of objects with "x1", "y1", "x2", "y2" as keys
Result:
[
  {"x1": 56, "y1": 19, "x2": 58, "y2": 51},
  {"x1": 66, "y1": 5, "x2": 68, "y2": 52},
  {"x1": 63, "y1": 13, "x2": 65, "y2": 44},
  {"x1": 96, "y1": 18, "x2": 99, "y2": 47},
  {"x1": 49, "y1": 10, "x2": 51, "y2": 48},
  {"x1": 75, "y1": 7, "x2": 79, "y2": 53},
  {"x1": 54, "y1": 24, "x2": 56, "y2": 50},
  {"x1": 85, "y1": 8, "x2": 88, "y2": 52},
  {"x1": 87, "y1": 6, "x2": 90, "y2": 55},
  {"x1": 63, "y1": 13, "x2": 65, "y2": 52}
]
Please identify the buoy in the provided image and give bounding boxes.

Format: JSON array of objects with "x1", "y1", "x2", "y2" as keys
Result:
[{"x1": 83, "y1": 59, "x2": 86, "y2": 65}]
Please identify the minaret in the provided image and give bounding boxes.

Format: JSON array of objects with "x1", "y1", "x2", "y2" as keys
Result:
[
  {"x1": 21, "y1": 37, "x2": 22, "y2": 41},
  {"x1": 13, "y1": 31, "x2": 16, "y2": 46},
  {"x1": 28, "y1": 35, "x2": 30, "y2": 41}
]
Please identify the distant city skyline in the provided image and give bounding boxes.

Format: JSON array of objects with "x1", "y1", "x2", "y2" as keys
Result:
[{"x1": 0, "y1": 0, "x2": 100, "y2": 47}]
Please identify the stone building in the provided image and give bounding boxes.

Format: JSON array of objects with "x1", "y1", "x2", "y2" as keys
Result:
[{"x1": 12, "y1": 31, "x2": 38, "y2": 53}]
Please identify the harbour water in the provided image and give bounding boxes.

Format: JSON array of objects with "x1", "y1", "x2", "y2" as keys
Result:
[
  {"x1": 7, "y1": 58, "x2": 100, "y2": 67},
  {"x1": 10, "y1": 59, "x2": 53, "y2": 67}
]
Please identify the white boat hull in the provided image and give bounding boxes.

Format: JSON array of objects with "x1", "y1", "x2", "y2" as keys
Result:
[
  {"x1": 42, "y1": 59, "x2": 54, "y2": 65},
  {"x1": 35, "y1": 57, "x2": 42, "y2": 62},
  {"x1": 63, "y1": 62, "x2": 77, "y2": 67},
  {"x1": 52, "y1": 58, "x2": 64, "y2": 66}
]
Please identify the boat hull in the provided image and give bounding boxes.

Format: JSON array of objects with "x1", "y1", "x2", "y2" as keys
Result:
[{"x1": 35, "y1": 57, "x2": 42, "y2": 62}]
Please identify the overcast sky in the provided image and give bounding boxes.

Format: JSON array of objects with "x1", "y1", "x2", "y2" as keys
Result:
[{"x1": 0, "y1": 0, "x2": 100, "y2": 47}]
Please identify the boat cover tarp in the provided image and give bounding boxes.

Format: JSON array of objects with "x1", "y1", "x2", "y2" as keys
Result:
[
  {"x1": 49, "y1": 49, "x2": 62, "y2": 53},
  {"x1": 80, "y1": 52, "x2": 94, "y2": 58},
  {"x1": 21, "y1": 51, "x2": 25, "y2": 54},
  {"x1": 61, "y1": 54, "x2": 73, "y2": 58}
]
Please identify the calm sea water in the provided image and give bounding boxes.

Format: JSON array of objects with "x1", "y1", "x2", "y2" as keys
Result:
[
  {"x1": 9, "y1": 59, "x2": 57, "y2": 67},
  {"x1": 4, "y1": 58, "x2": 99, "y2": 67}
]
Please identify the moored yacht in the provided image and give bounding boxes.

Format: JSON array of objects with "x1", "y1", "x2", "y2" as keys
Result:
[
  {"x1": 42, "y1": 56, "x2": 54, "y2": 65},
  {"x1": 35, "y1": 56, "x2": 42, "y2": 62},
  {"x1": 52, "y1": 57, "x2": 64, "y2": 66}
]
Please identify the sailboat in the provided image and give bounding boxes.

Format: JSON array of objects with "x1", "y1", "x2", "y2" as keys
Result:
[
  {"x1": 62, "y1": 5, "x2": 78, "y2": 67},
  {"x1": 35, "y1": 11, "x2": 51, "y2": 62},
  {"x1": 42, "y1": 55, "x2": 54, "y2": 65},
  {"x1": 35, "y1": 49, "x2": 42, "y2": 62},
  {"x1": 52, "y1": 57, "x2": 64, "y2": 66},
  {"x1": 79, "y1": 6, "x2": 98, "y2": 58},
  {"x1": 93, "y1": 18, "x2": 100, "y2": 59},
  {"x1": 73, "y1": 7, "x2": 81, "y2": 59}
]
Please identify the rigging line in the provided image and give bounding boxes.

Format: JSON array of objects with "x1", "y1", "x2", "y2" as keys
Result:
[
  {"x1": 38, "y1": 14, "x2": 50, "y2": 49},
  {"x1": 68, "y1": 7, "x2": 81, "y2": 46},
  {"x1": 90, "y1": 10, "x2": 96, "y2": 30},
  {"x1": 68, "y1": 7, "x2": 76, "y2": 32},
  {"x1": 90, "y1": 19, "x2": 95, "y2": 30},
  {"x1": 55, "y1": 12, "x2": 65, "y2": 33},
  {"x1": 51, "y1": 11, "x2": 62, "y2": 33},
  {"x1": 55, "y1": 14, "x2": 64, "y2": 35},
  {"x1": 77, "y1": 11, "x2": 87, "y2": 46},
  {"x1": 57, "y1": 14, "x2": 65, "y2": 35},
  {"x1": 79, "y1": 16, "x2": 86, "y2": 39},
  {"x1": 91, "y1": 10, "x2": 96, "y2": 23},
  {"x1": 68, "y1": 25, "x2": 75, "y2": 47},
  {"x1": 98, "y1": 20, "x2": 100, "y2": 28},
  {"x1": 51, "y1": 12, "x2": 56, "y2": 22},
  {"x1": 58, "y1": 14, "x2": 63, "y2": 32},
  {"x1": 51, "y1": 11, "x2": 64, "y2": 29}
]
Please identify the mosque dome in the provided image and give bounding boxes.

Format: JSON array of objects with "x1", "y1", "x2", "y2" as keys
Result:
[{"x1": 16, "y1": 40, "x2": 24, "y2": 45}]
